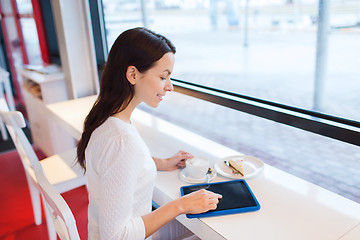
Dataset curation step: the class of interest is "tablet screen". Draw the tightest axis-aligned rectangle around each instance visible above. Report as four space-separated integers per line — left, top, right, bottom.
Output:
181 180 260 218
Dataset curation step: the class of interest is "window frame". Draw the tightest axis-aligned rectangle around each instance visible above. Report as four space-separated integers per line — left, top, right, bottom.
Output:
172 79 360 147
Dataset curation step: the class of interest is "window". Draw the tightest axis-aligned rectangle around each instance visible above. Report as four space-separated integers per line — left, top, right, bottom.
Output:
102 0 360 121
99 0 360 203
0 0 58 104
15 0 42 65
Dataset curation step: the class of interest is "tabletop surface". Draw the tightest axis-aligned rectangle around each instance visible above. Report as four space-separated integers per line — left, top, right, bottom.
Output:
46 95 360 240
339 223 360 240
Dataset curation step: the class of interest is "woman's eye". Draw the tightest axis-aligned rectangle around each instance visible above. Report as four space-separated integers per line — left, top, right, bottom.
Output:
160 77 166 81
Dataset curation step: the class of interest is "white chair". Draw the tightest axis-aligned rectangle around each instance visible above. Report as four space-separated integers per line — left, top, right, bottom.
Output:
35 157 81 240
0 68 15 111
0 68 15 140
0 98 7 140
0 103 86 240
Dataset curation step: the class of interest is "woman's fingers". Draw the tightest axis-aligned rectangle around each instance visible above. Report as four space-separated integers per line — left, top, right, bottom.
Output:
209 203 218 210
204 192 222 207
177 150 193 160
208 197 220 205
167 150 193 169
182 190 222 214
176 160 186 168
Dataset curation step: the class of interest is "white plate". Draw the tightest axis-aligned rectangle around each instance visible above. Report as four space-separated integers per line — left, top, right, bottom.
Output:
214 155 264 179
179 168 217 183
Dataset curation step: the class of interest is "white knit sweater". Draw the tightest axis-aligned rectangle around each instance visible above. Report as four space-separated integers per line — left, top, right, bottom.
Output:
85 117 157 240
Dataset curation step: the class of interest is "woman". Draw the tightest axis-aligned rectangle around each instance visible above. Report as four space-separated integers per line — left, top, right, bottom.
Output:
77 27 221 240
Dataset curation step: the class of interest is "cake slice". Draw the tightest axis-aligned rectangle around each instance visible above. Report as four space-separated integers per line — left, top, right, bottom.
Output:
229 158 244 176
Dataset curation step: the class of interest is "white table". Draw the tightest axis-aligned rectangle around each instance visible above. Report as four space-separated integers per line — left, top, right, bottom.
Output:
340 223 360 240
46 95 360 240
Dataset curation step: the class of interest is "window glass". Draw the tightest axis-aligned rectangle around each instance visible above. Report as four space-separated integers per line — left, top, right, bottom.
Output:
2 16 23 68
16 0 32 14
102 0 360 122
20 18 42 65
101 0 360 202
15 0 42 65
103 0 144 47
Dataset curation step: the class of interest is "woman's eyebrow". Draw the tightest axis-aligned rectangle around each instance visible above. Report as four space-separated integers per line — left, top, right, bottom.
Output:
163 69 171 75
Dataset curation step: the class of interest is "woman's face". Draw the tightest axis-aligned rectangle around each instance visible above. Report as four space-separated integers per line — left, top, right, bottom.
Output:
133 52 175 108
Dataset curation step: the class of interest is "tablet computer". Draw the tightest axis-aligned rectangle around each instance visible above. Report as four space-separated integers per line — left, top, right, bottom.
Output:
180 179 260 218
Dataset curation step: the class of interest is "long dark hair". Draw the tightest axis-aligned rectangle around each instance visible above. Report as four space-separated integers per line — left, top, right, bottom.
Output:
77 27 176 170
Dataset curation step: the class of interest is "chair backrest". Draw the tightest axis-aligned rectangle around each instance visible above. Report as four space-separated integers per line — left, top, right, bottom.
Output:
0 98 9 140
0 109 80 240
0 68 15 111
36 165 81 240
0 106 43 175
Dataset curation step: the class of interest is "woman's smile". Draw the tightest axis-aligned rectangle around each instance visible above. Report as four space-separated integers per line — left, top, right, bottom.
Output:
157 94 165 101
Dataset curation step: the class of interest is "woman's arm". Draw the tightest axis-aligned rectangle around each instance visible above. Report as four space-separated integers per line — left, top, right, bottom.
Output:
141 189 222 238
153 150 193 171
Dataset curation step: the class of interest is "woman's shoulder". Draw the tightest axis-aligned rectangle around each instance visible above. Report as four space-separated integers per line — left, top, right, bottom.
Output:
88 117 139 151
86 117 142 174
93 117 133 137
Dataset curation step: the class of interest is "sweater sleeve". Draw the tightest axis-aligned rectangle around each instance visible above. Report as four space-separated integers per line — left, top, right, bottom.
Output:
95 135 146 240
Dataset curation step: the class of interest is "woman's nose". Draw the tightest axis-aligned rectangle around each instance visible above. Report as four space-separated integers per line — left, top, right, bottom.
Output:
165 79 174 91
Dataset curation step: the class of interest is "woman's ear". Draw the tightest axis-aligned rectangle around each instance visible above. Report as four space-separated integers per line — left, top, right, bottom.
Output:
126 66 137 85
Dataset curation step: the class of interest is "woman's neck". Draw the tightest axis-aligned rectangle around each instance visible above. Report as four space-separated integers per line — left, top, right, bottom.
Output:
112 99 138 124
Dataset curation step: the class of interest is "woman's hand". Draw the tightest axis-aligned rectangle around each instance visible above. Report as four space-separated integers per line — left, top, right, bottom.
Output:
154 150 193 171
142 189 221 238
178 189 222 215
